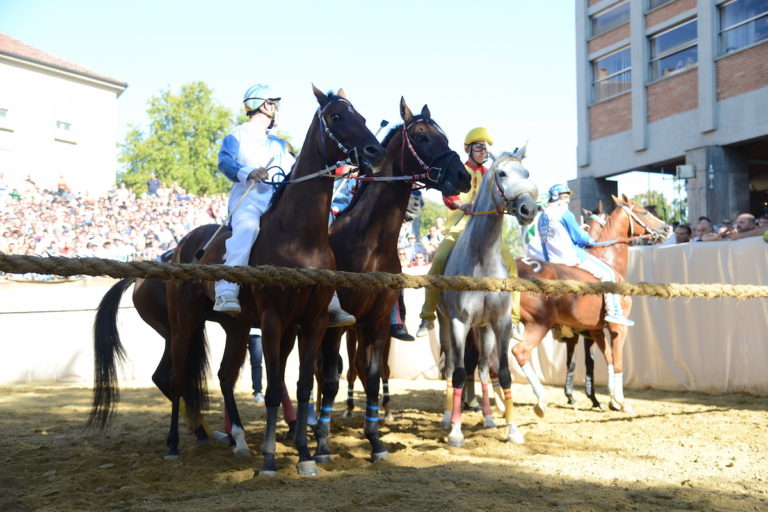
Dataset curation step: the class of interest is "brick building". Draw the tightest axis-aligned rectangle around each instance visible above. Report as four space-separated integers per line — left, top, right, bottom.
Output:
0 33 127 195
573 0 768 222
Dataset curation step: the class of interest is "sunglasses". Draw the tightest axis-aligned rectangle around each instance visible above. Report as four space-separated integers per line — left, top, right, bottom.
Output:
471 143 488 152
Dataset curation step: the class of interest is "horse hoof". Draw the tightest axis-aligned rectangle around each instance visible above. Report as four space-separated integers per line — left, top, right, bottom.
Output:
212 431 230 445
342 410 353 419
534 402 547 418
382 414 395 422
164 453 179 461
371 450 388 463
592 402 605 411
259 470 278 477
566 396 577 407
297 460 319 476
233 447 251 457
314 453 331 464
447 437 465 448
507 424 525 444
483 415 497 429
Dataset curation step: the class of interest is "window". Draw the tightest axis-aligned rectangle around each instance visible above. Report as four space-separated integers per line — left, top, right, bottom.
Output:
56 120 72 131
592 47 632 102
720 0 768 54
0 108 7 118
650 19 698 79
592 2 630 36
649 0 674 9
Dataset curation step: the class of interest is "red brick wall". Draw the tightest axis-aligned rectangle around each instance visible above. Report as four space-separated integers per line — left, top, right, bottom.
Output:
589 92 631 139
646 0 697 29
647 68 698 122
717 42 768 101
589 23 630 54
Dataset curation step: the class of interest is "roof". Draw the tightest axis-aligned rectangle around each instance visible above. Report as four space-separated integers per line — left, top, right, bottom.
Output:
0 32 127 91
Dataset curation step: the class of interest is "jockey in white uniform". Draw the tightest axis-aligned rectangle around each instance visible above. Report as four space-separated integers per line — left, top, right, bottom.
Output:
538 184 634 326
213 83 355 327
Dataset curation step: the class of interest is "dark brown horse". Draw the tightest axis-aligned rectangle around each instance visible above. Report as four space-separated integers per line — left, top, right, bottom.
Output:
513 195 670 415
314 98 471 462
163 86 386 476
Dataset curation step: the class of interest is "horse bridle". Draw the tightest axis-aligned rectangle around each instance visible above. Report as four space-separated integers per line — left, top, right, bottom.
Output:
399 119 461 186
620 203 664 242
467 156 523 216
316 98 360 169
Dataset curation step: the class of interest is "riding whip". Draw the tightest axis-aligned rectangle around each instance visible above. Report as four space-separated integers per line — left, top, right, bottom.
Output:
374 119 389 138
194 157 274 260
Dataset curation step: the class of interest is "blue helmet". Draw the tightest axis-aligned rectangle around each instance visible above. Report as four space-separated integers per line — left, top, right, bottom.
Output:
548 184 574 202
243 84 280 113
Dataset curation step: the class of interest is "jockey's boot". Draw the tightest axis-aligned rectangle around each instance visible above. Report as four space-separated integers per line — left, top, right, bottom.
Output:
604 294 634 326
415 318 434 338
213 293 241 315
390 323 415 341
329 307 356 328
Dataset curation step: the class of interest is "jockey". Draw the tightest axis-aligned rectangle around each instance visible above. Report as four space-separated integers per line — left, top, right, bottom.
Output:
214 83 355 327
416 127 519 336
538 184 634 326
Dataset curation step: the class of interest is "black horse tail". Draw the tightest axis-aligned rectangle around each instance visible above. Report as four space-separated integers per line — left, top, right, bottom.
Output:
182 323 211 426
88 277 135 429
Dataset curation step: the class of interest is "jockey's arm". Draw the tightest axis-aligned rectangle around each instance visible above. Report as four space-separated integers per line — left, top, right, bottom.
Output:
561 209 593 247
218 134 255 185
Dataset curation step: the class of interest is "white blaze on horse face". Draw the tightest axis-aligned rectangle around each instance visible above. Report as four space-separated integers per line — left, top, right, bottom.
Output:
497 159 538 203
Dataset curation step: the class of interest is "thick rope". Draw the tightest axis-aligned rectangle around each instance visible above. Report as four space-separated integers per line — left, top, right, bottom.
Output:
0 253 767 299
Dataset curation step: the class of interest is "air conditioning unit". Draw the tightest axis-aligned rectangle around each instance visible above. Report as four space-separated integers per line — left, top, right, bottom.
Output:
675 164 695 179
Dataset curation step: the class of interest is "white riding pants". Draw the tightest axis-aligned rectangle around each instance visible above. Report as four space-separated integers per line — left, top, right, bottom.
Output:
215 195 265 298
577 253 623 316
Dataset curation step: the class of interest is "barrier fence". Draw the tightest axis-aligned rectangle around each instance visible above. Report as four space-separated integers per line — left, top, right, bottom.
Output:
1 253 768 299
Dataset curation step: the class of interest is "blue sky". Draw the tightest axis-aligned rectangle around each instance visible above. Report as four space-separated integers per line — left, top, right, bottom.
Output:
1 0 673 201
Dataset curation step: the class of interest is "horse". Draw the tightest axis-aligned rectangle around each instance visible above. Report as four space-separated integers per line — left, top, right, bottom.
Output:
313 98 472 462
163 86 386 476
437 150 538 447
513 194 671 416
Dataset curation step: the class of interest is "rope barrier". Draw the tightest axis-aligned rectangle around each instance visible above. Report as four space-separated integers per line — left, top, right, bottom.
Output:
1 253 767 300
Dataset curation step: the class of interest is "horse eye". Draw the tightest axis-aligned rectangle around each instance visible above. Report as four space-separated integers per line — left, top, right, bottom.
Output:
331 113 341 122
414 134 427 143
498 171 507 177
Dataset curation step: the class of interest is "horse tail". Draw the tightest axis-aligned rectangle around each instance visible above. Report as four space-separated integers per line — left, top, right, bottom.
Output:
88 277 135 429
182 324 210 425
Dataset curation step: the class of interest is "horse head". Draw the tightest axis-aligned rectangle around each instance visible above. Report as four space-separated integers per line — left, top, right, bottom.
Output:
381 97 470 196
312 85 386 174
487 149 538 225
583 200 607 238
611 193 672 243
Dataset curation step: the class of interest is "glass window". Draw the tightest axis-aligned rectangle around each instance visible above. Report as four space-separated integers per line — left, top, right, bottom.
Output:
592 47 632 102
0 108 7 118
720 0 768 54
592 2 630 36
650 20 698 79
649 0 674 9
56 120 71 131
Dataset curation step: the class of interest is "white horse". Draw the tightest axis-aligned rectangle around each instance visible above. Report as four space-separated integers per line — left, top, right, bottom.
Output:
436 148 538 447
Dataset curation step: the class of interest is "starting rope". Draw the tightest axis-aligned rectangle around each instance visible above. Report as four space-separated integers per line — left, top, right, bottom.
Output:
1 253 767 300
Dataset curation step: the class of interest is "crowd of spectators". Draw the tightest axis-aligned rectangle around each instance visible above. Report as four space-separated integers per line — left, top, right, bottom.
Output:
1 175 228 280
671 213 768 243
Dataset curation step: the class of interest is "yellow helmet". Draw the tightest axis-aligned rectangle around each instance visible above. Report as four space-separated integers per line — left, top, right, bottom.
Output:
464 127 494 151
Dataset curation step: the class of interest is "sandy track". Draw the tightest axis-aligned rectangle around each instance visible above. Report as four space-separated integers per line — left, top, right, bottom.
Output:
0 380 765 512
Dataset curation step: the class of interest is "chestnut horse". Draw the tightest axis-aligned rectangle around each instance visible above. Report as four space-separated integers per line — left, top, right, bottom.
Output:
513 195 671 415
314 98 471 463
163 87 385 476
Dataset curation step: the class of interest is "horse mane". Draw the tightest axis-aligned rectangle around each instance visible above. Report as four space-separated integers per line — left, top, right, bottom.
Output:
265 91 347 213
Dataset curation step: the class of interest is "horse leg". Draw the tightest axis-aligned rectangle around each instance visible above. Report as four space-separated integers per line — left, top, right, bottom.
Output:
463 330 480 411
314 327 344 464
582 333 603 409
607 325 634 414
495 318 524 444
437 313 454 428
381 337 394 422
258 318 285 477
476 326 497 429
217 322 251 457
511 322 550 418
563 335 578 406
293 317 326 476
342 330 358 418
447 317 468 447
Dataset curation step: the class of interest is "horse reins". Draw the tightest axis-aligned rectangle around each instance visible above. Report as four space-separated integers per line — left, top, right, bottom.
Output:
465 156 523 217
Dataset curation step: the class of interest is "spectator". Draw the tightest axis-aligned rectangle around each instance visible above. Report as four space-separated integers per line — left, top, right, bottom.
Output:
410 252 428 267
421 225 443 259
694 218 715 241
674 224 692 243
701 212 765 241
758 215 768 229
147 173 161 196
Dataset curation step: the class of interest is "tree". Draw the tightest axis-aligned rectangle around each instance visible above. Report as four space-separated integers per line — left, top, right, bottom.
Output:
629 190 675 223
119 82 235 195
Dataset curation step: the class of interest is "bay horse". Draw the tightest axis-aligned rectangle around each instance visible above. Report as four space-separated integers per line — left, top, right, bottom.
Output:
437 150 538 447
314 98 471 462
164 86 386 476
513 195 671 416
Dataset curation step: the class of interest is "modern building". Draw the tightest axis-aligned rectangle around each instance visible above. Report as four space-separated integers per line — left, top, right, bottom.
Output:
0 33 127 195
573 0 768 222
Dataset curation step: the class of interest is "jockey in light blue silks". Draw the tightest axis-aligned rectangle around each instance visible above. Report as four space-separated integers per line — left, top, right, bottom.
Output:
538 184 634 326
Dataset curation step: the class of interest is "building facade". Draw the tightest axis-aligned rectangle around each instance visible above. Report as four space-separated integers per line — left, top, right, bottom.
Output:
0 33 127 195
574 0 768 222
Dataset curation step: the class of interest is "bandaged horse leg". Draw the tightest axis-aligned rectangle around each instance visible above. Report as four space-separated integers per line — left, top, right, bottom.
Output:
607 363 615 397
492 377 506 415
480 381 496 428
497 365 524 444
381 379 394 421
343 379 355 418
281 382 297 438
476 326 496 428
447 378 465 447
511 347 547 418
441 382 453 428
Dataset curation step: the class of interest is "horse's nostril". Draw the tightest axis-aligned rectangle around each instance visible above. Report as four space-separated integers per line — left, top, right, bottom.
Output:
364 145 382 156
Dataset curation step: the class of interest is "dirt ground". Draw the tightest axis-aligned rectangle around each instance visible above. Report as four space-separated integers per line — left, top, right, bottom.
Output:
0 380 765 512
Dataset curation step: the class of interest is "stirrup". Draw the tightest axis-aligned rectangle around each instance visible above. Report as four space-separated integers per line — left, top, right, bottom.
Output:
604 314 635 327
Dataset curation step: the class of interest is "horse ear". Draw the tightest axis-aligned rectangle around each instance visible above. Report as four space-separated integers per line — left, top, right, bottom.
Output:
611 194 620 204
312 84 329 105
421 104 431 119
336 88 347 99
582 208 591 216
622 193 630 203
512 141 528 160
400 97 414 124
597 200 604 213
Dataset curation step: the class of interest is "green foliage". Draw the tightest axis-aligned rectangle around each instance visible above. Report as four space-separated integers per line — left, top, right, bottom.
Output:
419 198 450 238
629 190 677 223
118 82 235 195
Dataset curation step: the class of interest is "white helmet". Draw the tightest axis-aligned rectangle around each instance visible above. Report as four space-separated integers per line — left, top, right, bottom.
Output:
243 84 280 113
